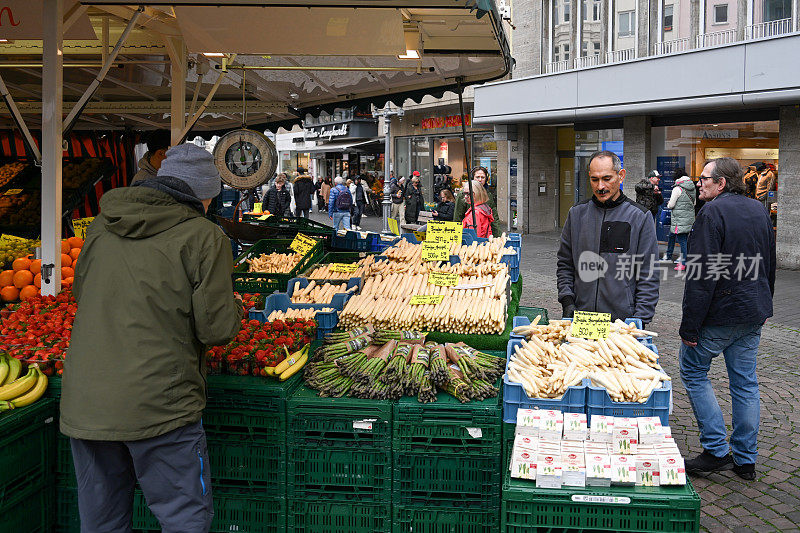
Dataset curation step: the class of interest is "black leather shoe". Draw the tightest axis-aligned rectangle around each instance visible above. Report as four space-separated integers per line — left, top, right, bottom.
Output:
732 462 756 481
685 450 733 474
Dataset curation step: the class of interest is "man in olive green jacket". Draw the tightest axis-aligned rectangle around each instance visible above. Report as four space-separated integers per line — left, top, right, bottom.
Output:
61 144 243 533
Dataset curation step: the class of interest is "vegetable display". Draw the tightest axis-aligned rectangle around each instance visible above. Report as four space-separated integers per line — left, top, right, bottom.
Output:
306 256 376 280
246 252 303 273
265 308 334 321
290 281 357 304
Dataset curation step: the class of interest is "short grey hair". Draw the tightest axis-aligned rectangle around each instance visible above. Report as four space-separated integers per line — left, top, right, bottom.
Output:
704 157 745 195
588 150 622 173
334 176 344 185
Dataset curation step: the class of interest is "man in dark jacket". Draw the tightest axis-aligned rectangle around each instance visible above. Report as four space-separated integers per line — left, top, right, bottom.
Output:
390 176 406 221
61 144 244 531
635 170 664 223
679 157 775 481
556 150 660 323
404 175 425 224
130 130 171 184
351 176 368 230
262 174 292 216
293 174 315 218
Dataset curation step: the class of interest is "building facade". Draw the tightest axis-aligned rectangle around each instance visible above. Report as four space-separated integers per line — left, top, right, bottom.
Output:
476 0 800 268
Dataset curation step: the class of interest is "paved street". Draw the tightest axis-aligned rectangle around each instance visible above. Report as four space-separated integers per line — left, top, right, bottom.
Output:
306 208 800 532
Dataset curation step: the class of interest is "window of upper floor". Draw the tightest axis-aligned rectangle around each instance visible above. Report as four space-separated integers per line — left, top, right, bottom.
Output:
618 11 635 37
664 4 674 31
713 3 728 24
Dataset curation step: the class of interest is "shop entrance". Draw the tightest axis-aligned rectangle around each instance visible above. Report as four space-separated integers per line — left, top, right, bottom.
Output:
558 157 575 226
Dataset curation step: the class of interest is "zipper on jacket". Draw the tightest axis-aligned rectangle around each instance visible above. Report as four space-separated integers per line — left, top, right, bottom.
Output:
197 450 206 496
595 208 606 312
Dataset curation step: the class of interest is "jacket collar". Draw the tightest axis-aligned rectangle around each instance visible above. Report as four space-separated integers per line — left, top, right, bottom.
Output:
591 192 627 209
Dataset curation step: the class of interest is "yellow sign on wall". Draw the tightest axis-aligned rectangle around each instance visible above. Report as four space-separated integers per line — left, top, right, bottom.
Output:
72 217 95 240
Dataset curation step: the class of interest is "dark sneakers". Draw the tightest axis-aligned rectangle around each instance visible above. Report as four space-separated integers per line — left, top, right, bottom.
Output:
685 450 734 474
733 462 756 481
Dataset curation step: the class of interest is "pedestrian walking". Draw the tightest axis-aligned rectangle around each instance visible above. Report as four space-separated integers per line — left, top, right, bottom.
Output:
262 174 292 216
60 144 244 532
404 175 424 224
680 156 776 480
635 170 663 223
461 181 494 237
454 167 500 236
321 177 332 210
292 174 315 218
665 173 696 271
351 176 368 230
328 176 353 230
390 176 406 221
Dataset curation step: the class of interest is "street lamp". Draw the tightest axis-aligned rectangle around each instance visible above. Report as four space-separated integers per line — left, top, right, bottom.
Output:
373 104 404 234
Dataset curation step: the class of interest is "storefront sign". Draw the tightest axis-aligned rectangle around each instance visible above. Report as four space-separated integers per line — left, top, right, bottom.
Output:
420 114 472 130
72 217 95 240
705 148 778 160
409 295 444 305
571 311 611 340
304 124 349 140
290 234 318 255
421 241 450 262
683 129 739 139
426 221 462 244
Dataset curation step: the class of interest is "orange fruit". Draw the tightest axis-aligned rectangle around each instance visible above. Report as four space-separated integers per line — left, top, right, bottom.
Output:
12 257 31 272
61 254 72 267
19 285 38 301
61 241 71 255
29 259 42 275
69 248 80 261
34 273 41 289
67 237 83 249
63 277 74 285
61 267 74 279
13 270 33 289
0 270 13 287
1 286 19 302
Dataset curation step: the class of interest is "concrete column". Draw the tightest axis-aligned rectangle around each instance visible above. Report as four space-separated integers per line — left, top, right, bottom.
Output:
511 0 544 77
736 0 747 40
622 115 651 199
517 124 529 233
690 0 700 48
528 126 559 233
777 105 800 269
496 138 509 227
637 0 652 57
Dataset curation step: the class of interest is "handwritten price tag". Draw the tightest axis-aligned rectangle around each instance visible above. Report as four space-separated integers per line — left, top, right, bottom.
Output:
426 221 462 244
253 202 263 213
571 311 611 340
413 231 426 242
72 217 95 240
421 241 450 262
410 295 444 305
258 214 270 220
3 189 22 196
387 217 400 236
290 233 318 256
329 263 359 273
428 272 458 287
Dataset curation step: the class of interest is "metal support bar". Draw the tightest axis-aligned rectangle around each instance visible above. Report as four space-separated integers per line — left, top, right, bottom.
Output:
217 64 435 72
62 6 143 135
177 54 237 144
0 73 42 163
456 77 476 231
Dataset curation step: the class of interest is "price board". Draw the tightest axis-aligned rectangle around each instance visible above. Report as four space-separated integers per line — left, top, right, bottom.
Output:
72 217 95 240
413 231 426 241
253 202 263 213
570 311 611 340
387 217 400 236
428 272 458 287
421 241 450 262
290 233 318 256
426 221 462 244
410 295 444 305
329 263 359 273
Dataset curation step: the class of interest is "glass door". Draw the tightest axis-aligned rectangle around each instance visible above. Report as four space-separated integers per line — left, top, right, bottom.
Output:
559 157 575 226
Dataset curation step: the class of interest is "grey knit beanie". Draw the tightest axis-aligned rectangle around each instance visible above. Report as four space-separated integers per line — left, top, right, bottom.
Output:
157 144 221 199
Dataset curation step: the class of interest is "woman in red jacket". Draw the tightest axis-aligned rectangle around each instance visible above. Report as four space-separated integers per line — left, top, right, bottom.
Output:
461 180 495 238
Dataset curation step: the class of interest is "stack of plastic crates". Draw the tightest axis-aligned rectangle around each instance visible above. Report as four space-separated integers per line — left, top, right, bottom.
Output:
286 384 393 532
0 399 57 533
391 363 503 533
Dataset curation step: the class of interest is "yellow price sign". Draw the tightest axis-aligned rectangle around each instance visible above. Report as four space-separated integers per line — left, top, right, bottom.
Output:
413 231 426 242
387 217 400 236
428 272 458 287
3 188 23 196
258 214 270 220
253 202 263 213
410 295 444 305
571 311 612 340
290 233 318 256
329 263 359 273
72 217 95 240
421 241 450 262
426 221 462 244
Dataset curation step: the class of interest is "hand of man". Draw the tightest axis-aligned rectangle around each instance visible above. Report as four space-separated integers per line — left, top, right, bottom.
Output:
681 338 697 347
562 303 576 319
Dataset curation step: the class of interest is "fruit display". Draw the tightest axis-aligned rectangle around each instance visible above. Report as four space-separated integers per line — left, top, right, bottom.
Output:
290 281 358 304
0 359 48 411
246 252 303 274
62 159 106 189
0 237 82 303
267 344 309 381
0 161 27 188
0 236 39 268
0 190 40 227
205 317 316 376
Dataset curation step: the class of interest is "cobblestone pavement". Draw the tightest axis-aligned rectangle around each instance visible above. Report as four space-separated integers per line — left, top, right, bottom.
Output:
308 211 800 531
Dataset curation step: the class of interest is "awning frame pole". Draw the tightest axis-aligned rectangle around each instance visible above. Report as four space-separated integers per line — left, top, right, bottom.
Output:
177 54 237 144
62 6 143 135
456 77 476 231
0 73 42 164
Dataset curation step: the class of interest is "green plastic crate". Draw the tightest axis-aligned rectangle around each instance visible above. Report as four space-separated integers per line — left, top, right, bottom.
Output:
203 407 285 442
57 434 75 484
205 373 302 412
56 487 80 533
501 478 701 533
47 376 62 398
393 453 501 506
232 238 324 293
287 384 393 449
288 500 390 533
393 379 501 456
288 447 392 501
207 437 285 494
241 215 334 244
516 305 550 325
393 504 500 533
0 480 54 533
0 399 57 492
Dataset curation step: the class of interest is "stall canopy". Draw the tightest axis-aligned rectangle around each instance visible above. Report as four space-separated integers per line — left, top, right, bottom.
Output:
0 0 511 135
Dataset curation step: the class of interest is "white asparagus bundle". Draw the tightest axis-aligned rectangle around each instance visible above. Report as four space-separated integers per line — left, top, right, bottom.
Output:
246 252 303 274
358 271 509 300
306 255 376 280
511 320 573 342
367 259 508 278
609 318 659 338
266 307 335 321
290 281 358 304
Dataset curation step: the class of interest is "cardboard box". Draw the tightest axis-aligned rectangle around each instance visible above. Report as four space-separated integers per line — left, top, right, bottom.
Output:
660 455 687 485
589 415 615 443
510 448 538 480
538 410 564 441
636 455 661 487
516 409 540 436
586 453 612 487
563 412 588 441
613 418 639 455
637 417 664 444
561 450 586 487
513 434 539 454
611 454 636 486
536 454 563 489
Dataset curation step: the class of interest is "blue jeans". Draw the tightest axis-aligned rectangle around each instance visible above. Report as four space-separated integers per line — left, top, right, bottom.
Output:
332 211 351 231
679 324 762 465
666 232 688 263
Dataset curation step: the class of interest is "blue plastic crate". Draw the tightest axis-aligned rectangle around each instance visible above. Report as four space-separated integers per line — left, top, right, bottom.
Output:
586 379 672 426
371 234 399 252
285 276 361 308
622 317 654 344
500 253 520 283
331 230 373 251
503 337 587 424
250 294 339 340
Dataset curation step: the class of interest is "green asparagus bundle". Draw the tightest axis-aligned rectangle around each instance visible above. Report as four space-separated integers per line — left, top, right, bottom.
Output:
427 345 450 387
403 345 429 395
373 329 426 345
468 378 499 400
323 325 375 344
417 371 437 403
320 334 372 361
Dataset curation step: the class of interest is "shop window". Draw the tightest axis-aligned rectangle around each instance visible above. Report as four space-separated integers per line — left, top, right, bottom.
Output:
618 11 635 37
472 133 498 188
664 4 674 31
713 4 728 24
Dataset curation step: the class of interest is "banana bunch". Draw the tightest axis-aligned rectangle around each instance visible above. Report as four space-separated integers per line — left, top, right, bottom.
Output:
0 356 49 411
265 345 309 381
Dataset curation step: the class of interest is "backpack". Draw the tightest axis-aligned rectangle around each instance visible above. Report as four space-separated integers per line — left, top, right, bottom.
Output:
335 187 352 211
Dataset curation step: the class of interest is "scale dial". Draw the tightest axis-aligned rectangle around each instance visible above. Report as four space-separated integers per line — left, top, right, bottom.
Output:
213 129 277 190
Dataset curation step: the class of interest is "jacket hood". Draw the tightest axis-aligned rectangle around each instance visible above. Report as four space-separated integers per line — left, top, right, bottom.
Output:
98 186 203 239
676 176 694 190
137 152 157 174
